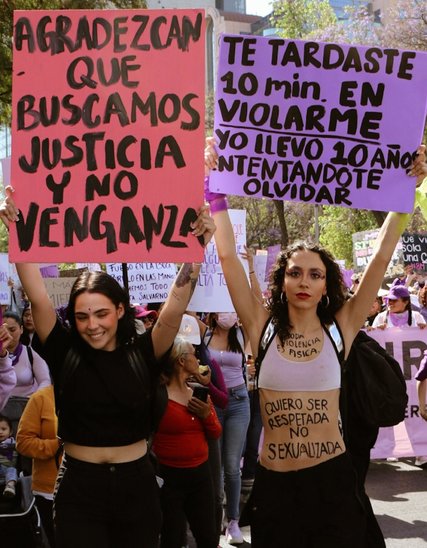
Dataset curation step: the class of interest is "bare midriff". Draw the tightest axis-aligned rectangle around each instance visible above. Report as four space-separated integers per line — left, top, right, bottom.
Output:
259 388 345 472
64 439 147 464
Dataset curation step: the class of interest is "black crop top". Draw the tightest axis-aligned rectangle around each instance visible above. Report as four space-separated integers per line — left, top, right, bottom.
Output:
43 320 158 447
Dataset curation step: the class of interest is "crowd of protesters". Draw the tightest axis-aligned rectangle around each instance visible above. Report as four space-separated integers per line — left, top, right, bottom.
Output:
0 143 425 548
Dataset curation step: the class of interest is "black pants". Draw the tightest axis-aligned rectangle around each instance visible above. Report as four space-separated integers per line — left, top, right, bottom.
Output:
35 495 55 548
247 453 366 548
159 461 217 548
54 453 161 548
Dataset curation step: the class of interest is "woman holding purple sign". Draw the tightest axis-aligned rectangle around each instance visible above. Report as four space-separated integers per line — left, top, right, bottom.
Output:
204 138 426 547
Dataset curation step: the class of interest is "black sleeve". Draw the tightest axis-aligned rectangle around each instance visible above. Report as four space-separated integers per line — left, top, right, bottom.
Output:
135 330 170 381
41 319 72 384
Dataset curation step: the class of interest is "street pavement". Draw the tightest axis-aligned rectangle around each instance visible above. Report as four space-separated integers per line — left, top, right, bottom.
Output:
367 458 427 548
215 458 427 547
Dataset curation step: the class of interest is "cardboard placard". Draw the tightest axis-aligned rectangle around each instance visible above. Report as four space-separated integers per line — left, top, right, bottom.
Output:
106 262 177 303
188 209 247 312
211 35 427 212
11 9 205 263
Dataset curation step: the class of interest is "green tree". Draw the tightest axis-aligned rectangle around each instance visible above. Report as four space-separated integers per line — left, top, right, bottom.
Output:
318 207 378 267
0 0 147 125
319 205 427 268
271 0 337 39
306 1 427 234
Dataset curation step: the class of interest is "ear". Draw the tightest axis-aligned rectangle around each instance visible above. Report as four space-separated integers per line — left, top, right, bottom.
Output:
117 303 125 319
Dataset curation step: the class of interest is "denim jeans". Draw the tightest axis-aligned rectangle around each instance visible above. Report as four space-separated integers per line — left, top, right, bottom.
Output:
0 464 17 484
217 384 250 520
242 390 263 480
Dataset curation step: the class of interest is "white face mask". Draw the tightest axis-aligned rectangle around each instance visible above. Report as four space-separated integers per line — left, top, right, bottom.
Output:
216 313 238 330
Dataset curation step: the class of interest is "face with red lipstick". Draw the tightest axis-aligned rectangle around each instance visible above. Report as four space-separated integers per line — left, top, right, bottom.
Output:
282 250 327 308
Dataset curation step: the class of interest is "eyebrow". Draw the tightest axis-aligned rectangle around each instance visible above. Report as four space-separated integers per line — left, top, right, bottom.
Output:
287 266 326 273
74 308 111 315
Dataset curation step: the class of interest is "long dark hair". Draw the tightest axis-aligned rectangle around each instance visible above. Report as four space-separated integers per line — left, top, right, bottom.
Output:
4 310 22 326
386 297 413 326
20 304 32 346
267 241 347 345
66 271 136 346
206 313 244 354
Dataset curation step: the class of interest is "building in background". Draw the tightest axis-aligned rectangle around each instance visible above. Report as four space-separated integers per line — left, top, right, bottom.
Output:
146 0 270 91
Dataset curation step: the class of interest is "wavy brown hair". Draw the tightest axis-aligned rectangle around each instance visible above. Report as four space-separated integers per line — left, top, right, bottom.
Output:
267 241 347 345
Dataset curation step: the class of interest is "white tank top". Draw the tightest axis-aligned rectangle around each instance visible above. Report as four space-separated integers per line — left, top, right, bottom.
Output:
258 331 340 392
257 330 345 472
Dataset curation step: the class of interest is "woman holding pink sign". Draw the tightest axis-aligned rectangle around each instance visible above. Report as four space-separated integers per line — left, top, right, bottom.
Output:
0 188 216 548
204 138 426 547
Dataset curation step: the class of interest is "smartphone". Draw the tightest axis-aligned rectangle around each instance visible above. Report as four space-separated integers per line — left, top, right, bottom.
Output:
192 385 209 403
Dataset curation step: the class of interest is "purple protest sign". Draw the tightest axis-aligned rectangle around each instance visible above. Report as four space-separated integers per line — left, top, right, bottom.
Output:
210 36 427 213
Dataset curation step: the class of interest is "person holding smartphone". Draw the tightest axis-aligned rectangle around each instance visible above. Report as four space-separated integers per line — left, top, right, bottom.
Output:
152 336 222 548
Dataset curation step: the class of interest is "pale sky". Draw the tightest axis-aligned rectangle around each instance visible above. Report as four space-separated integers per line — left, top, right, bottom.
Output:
246 0 273 16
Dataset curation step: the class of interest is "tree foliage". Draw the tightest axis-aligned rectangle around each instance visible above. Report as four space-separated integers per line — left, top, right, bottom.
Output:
271 0 337 39
319 204 427 269
228 195 316 251
311 1 427 52
0 0 147 125
319 207 377 267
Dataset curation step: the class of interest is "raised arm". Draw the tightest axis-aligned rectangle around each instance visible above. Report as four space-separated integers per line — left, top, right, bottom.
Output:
0 187 56 343
151 207 216 360
336 145 427 354
204 140 268 354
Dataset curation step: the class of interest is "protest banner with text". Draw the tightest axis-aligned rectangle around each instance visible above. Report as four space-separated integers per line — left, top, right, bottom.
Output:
44 277 77 309
210 35 427 212
402 233 427 273
10 9 205 263
106 262 176 303
188 209 247 312
352 228 402 273
0 254 9 305
367 327 427 458
254 250 268 294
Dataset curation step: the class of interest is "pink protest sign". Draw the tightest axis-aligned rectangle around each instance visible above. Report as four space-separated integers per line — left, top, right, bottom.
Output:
10 10 205 262
210 35 427 213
